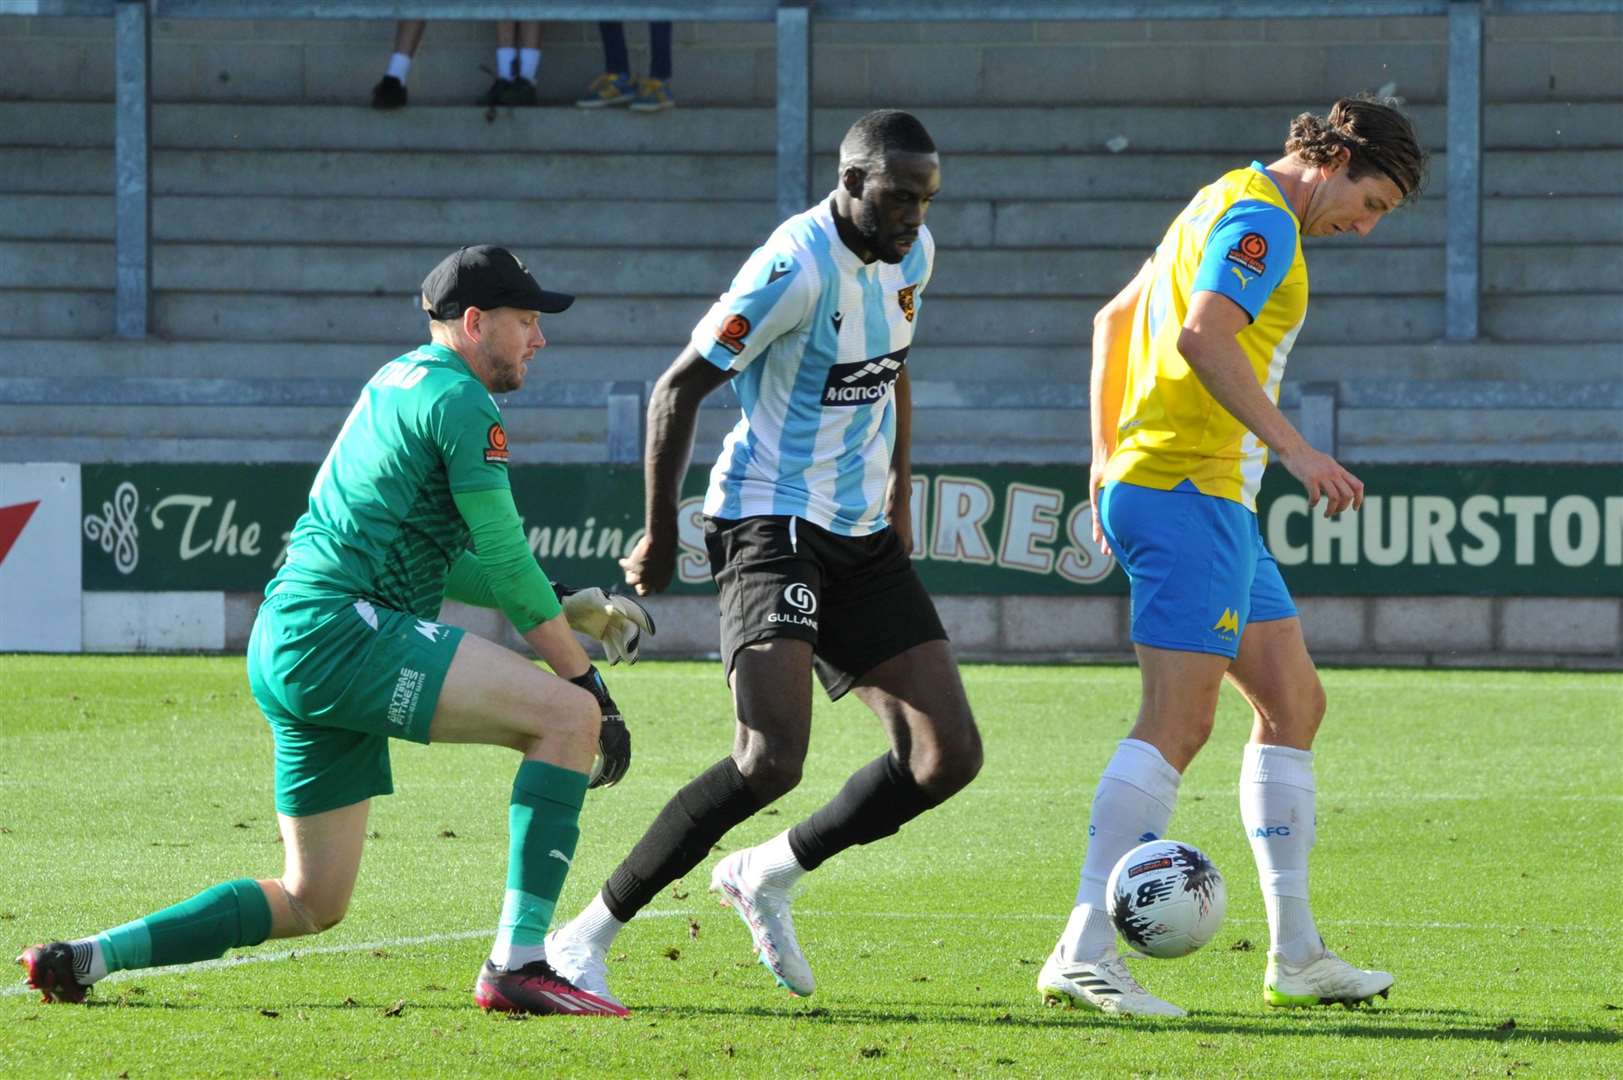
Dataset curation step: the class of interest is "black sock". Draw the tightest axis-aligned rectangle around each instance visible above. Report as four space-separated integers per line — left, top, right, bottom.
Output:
601 757 761 922
787 752 940 871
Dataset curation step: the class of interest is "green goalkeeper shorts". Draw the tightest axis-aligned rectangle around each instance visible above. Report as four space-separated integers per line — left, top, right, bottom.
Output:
246 589 464 818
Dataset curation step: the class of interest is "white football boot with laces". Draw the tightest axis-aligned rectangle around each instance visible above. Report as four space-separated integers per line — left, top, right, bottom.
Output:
543 928 625 1011
1264 947 1393 1008
1038 946 1186 1018
709 850 816 996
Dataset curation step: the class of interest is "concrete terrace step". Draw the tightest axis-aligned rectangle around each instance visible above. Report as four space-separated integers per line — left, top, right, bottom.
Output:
4 193 1619 250
4 290 1622 345
0 339 680 382
0 148 770 201
2 101 1617 154
5 375 1617 412
0 402 608 442
0 377 648 409
0 406 742 463
7 147 1620 200
7 240 1620 298
6 11 1621 109
1285 342 1623 383
1337 408 1623 463
2 340 1616 385
0 432 639 465
0 194 784 249
986 196 1623 248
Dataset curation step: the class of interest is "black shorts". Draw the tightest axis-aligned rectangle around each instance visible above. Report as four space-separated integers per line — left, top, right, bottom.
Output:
704 514 948 700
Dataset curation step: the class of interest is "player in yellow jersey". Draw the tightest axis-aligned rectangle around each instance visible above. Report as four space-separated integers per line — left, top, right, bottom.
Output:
1039 97 1426 1017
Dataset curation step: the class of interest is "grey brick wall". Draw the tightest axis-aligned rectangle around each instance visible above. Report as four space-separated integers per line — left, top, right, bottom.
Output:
93 591 1622 670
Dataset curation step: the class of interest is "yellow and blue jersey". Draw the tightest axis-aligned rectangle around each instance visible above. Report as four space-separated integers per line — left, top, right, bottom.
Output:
1104 162 1308 510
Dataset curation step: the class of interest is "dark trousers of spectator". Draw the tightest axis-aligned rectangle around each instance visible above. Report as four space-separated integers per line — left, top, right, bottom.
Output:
600 21 672 82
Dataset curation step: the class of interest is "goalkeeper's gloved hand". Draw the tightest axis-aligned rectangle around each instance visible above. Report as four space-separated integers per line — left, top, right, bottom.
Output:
554 582 656 665
568 665 630 789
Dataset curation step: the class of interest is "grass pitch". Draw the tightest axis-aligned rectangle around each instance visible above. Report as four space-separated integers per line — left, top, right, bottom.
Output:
2 656 1619 1078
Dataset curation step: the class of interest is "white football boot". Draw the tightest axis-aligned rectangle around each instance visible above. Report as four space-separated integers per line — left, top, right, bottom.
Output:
1264 947 1393 1008
1038 946 1186 1018
543 928 625 1011
709 850 815 996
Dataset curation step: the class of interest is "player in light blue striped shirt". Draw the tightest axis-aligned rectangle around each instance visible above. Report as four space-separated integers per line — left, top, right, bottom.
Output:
547 111 983 1008
690 174 935 534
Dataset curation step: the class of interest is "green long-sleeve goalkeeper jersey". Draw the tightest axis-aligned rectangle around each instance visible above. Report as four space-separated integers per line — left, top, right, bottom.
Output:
266 342 559 631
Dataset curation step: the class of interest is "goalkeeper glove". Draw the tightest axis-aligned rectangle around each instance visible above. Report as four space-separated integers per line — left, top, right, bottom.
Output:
569 665 630 789
555 582 656 665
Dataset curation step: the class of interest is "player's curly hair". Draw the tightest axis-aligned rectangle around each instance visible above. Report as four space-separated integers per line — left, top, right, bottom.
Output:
839 109 936 176
1286 94 1428 205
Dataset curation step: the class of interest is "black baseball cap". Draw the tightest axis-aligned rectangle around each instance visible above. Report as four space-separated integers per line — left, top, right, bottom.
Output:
420 245 574 320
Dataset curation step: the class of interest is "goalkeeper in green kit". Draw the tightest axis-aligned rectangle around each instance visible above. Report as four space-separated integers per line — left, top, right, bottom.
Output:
17 246 651 1017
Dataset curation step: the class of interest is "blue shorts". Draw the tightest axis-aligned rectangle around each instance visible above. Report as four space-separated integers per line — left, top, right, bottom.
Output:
1100 479 1297 658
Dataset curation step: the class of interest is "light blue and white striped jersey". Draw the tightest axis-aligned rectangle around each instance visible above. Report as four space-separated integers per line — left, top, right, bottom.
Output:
690 195 936 536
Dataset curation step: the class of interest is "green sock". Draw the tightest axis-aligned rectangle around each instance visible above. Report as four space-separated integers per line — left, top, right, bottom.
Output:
97 878 272 973
492 760 589 967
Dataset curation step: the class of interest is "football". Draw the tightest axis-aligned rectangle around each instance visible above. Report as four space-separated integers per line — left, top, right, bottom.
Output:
1106 840 1227 959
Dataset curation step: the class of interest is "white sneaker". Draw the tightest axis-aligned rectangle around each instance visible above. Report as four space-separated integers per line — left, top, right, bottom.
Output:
1264 948 1393 1008
1037 947 1186 1018
709 850 815 996
543 928 625 1010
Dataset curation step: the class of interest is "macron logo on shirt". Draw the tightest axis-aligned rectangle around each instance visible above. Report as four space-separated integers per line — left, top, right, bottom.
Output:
820 346 909 406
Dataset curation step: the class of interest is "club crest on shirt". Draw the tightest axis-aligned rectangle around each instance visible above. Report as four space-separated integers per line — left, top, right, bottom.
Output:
715 313 752 355
1225 232 1268 275
896 284 917 323
484 422 509 464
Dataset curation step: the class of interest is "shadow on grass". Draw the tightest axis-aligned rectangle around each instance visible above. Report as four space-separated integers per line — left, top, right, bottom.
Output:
46 993 1619 1047
1177 1009 1620 1045
79 997 469 1014
635 1001 1621 1046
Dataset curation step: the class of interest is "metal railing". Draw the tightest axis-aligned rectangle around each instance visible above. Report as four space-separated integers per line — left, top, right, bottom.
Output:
3 0 1620 348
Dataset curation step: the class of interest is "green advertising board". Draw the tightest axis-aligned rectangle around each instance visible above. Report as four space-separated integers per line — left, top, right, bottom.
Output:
81 463 1622 597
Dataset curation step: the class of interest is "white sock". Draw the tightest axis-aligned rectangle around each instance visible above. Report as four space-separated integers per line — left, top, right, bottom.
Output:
518 47 541 81
564 892 626 952
385 52 411 82
67 936 108 985
1240 742 1322 965
1058 738 1181 962
488 941 546 971
495 46 517 80
750 830 807 888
